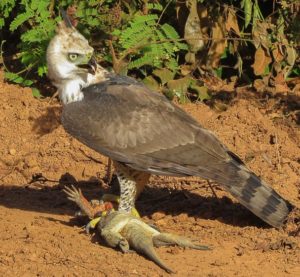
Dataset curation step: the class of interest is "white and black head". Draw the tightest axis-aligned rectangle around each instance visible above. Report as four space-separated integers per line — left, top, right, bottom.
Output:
46 11 98 104
46 11 97 82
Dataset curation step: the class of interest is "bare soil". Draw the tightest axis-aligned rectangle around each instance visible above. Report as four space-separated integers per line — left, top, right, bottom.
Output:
0 69 299 277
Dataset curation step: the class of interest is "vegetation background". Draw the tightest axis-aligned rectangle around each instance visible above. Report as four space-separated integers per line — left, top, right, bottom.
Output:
0 0 299 102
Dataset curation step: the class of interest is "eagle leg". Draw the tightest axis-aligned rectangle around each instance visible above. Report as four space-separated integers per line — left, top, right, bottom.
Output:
113 161 150 214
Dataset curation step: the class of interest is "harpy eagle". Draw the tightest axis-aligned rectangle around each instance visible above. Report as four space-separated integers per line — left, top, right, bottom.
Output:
46 17 292 229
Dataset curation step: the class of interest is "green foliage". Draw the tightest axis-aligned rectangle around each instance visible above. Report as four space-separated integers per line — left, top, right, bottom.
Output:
0 0 16 28
114 12 187 72
0 0 60 89
4 71 33 86
0 0 298 101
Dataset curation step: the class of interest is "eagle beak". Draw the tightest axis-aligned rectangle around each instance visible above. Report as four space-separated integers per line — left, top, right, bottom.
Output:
77 55 97 75
87 56 97 75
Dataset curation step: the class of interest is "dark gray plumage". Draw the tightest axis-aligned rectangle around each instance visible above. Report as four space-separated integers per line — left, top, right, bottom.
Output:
62 74 292 228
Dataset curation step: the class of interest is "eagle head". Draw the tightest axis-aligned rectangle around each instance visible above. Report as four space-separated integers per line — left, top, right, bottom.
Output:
46 20 96 104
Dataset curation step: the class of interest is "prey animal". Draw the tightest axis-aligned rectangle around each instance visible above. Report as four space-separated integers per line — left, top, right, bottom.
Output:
64 185 210 273
47 11 293 245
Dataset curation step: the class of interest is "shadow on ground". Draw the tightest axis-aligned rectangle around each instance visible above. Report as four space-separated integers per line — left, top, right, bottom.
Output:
0 173 267 229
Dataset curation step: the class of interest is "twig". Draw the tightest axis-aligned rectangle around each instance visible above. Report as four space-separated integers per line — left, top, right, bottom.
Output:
48 90 59 103
156 0 173 26
275 133 282 171
0 166 16 181
108 40 120 74
49 0 55 17
78 148 104 164
206 180 219 199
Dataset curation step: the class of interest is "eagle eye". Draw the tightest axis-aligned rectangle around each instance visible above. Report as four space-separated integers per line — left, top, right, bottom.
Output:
68 53 79 61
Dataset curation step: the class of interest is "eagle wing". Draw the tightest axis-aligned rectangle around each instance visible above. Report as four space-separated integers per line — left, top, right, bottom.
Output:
62 76 230 176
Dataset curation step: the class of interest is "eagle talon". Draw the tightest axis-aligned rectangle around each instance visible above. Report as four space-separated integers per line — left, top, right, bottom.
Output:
101 193 141 217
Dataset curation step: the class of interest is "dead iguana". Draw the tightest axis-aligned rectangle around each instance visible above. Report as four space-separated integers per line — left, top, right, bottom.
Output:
64 185 210 273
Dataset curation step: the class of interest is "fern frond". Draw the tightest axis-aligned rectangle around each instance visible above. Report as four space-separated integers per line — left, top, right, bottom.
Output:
161 24 179 39
161 23 188 50
146 3 163 11
21 28 47 43
128 53 162 69
129 14 158 26
10 11 34 31
0 0 16 19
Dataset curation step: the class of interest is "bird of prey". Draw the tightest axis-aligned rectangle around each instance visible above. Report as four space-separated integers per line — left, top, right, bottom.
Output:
46 16 292 229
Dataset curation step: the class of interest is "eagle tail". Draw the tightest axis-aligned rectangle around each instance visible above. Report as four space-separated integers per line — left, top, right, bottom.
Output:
204 161 292 228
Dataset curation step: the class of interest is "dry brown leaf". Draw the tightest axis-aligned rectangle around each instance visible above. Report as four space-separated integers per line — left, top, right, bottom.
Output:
207 16 227 69
275 84 290 93
252 47 272 76
252 21 272 49
197 4 209 36
253 79 266 92
286 46 297 66
185 52 196 64
180 64 194 76
272 46 284 63
225 8 240 36
293 83 300 95
273 72 290 93
200 74 226 91
184 0 205 53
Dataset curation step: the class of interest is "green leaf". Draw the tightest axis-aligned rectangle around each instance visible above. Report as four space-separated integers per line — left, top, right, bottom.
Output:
32 88 41 98
38 65 47 77
4 71 33 86
143 75 160 90
153 68 175 85
214 67 223 78
0 18 5 28
161 24 180 39
167 77 192 97
243 0 253 28
190 84 210 101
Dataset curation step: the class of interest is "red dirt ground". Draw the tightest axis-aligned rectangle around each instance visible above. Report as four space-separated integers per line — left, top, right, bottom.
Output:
0 69 299 276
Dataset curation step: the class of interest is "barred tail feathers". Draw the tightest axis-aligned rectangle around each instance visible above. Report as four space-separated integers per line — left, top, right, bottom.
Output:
201 161 292 228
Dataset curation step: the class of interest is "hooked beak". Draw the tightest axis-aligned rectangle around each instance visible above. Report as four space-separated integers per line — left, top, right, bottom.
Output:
77 55 97 75
87 56 97 75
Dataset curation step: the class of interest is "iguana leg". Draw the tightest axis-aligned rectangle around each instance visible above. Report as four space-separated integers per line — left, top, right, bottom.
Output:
63 185 114 233
153 233 210 250
63 185 110 218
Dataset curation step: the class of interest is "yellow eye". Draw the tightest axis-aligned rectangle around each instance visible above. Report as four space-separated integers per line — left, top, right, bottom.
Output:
68 53 78 61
